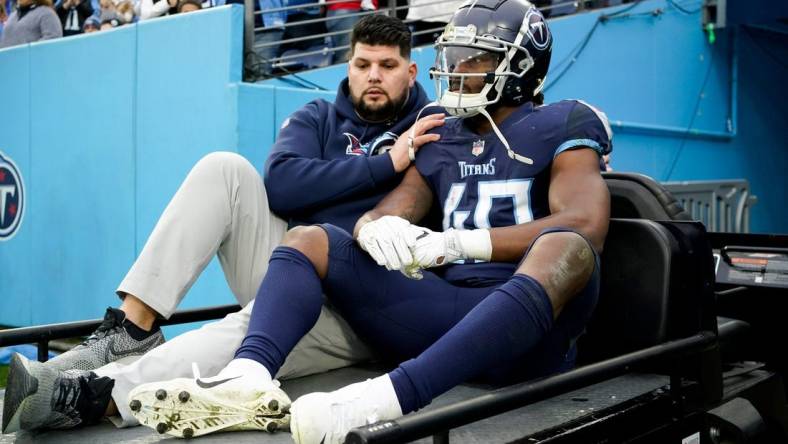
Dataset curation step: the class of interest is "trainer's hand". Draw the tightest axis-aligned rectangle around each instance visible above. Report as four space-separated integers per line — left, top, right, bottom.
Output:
413 228 493 268
357 216 423 272
389 113 445 173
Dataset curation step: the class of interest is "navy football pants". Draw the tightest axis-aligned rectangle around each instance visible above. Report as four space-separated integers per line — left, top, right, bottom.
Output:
319 224 600 387
237 223 600 413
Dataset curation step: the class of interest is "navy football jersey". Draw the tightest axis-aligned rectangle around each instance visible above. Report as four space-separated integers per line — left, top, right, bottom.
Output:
415 100 612 286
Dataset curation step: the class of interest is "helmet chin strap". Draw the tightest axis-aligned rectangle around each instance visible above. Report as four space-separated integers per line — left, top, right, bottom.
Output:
407 99 534 166
478 107 534 165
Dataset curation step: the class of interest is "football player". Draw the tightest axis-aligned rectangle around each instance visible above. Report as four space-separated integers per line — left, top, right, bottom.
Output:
127 1 613 443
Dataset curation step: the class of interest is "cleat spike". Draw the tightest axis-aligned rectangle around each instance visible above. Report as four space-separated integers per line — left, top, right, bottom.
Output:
129 399 142 412
127 376 292 437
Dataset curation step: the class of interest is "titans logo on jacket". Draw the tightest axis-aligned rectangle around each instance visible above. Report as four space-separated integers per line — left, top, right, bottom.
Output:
344 131 399 156
415 100 612 285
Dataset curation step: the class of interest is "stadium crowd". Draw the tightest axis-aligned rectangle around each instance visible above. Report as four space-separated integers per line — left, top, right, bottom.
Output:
0 0 630 72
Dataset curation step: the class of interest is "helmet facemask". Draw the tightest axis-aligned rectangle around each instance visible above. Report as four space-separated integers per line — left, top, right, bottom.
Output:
431 24 536 118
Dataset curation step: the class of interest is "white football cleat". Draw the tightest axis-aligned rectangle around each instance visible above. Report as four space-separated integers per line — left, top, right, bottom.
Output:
127 363 291 438
290 375 402 444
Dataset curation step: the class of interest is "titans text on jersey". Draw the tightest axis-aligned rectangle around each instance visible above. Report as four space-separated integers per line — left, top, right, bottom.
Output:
415 99 612 285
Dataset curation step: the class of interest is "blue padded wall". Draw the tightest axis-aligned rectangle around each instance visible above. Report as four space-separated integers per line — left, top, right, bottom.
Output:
28 28 138 325
234 83 334 169
0 45 32 326
0 6 247 329
235 83 277 169
273 87 335 129
134 8 244 333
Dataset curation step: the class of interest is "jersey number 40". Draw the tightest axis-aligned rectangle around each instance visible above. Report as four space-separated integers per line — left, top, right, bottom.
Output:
442 179 534 231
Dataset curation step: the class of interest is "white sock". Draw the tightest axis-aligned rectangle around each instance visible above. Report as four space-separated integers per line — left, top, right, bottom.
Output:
365 375 403 420
214 358 273 386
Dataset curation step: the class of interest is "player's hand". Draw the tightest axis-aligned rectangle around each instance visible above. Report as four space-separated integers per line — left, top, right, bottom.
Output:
357 216 422 272
413 228 493 268
389 113 445 173
397 226 436 280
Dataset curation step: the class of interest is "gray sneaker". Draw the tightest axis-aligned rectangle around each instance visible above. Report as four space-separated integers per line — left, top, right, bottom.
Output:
46 307 165 372
2 353 115 433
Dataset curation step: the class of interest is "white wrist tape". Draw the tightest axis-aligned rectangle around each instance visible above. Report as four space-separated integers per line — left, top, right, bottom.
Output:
457 229 492 261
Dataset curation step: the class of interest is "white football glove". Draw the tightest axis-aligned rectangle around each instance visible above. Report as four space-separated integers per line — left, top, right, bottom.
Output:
357 216 423 273
398 226 436 280
413 228 493 268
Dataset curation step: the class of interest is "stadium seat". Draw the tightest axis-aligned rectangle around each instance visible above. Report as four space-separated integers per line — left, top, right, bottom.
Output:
602 172 693 221
599 172 748 362
578 218 718 365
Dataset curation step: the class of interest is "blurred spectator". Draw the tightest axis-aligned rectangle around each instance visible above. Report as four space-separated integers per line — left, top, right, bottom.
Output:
0 0 62 48
82 12 97 29
99 7 120 27
138 0 174 19
406 0 460 47
176 0 198 12
273 0 332 70
1 1 8 39
95 0 134 26
377 0 404 19
55 0 93 36
115 0 132 20
280 0 323 51
324 0 374 63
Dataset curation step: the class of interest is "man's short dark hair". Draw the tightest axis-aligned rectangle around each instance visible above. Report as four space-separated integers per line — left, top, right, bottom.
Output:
350 14 412 59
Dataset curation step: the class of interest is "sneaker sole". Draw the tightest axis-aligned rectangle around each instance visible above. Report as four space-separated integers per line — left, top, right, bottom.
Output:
128 381 290 438
1 354 39 434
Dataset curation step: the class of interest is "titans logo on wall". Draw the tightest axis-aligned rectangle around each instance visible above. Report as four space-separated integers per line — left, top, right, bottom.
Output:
344 132 399 156
0 151 25 241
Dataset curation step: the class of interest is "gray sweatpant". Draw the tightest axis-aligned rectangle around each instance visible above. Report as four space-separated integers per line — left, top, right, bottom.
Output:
94 152 371 427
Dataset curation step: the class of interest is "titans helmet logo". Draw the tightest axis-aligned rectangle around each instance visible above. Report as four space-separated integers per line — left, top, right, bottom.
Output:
0 151 25 241
526 8 550 50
